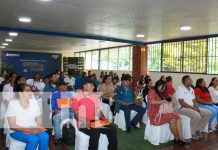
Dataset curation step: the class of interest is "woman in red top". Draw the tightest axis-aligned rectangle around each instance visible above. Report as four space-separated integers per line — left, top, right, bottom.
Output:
147 84 189 145
195 78 218 132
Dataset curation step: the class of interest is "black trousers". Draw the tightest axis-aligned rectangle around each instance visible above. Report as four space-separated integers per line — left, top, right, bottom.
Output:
79 125 117 150
102 99 116 115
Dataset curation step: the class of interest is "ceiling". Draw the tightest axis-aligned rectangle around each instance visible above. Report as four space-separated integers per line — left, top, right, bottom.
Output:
1 0 218 51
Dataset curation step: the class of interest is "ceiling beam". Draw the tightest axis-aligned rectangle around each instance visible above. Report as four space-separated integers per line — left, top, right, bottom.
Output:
0 26 146 45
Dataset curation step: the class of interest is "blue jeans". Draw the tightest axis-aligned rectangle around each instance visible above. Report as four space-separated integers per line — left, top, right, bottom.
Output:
53 111 73 140
120 104 146 128
10 132 49 150
198 103 218 126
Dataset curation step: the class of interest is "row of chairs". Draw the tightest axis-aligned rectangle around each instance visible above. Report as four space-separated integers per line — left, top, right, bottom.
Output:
6 98 218 149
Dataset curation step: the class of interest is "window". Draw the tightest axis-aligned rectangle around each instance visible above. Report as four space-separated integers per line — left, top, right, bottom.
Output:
148 43 161 71
208 37 218 74
91 50 99 70
73 46 133 71
129 47 133 71
183 39 207 73
100 49 109 70
80 52 85 58
108 48 118 70
85 52 92 69
162 42 182 72
118 47 131 70
75 53 79 57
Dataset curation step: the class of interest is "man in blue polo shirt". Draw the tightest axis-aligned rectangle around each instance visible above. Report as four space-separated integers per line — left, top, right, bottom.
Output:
51 81 74 147
114 74 146 133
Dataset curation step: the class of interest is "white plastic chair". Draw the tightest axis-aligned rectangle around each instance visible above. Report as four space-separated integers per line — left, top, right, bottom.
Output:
9 137 39 150
204 118 217 133
63 118 109 150
180 115 192 139
144 118 174 145
101 102 113 123
114 110 140 131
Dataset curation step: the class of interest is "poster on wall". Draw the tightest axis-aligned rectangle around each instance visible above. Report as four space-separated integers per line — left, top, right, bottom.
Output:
1 51 62 78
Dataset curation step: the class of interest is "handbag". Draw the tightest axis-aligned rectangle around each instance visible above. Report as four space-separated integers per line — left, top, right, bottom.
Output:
154 102 174 124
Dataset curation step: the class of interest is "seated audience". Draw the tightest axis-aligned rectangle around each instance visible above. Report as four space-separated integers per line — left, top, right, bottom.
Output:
164 76 175 100
42 73 58 127
72 77 117 150
88 70 92 78
42 75 50 86
147 85 189 145
3 72 17 106
194 78 218 131
176 75 211 139
6 84 49 150
208 77 218 105
64 72 75 91
113 76 120 88
58 72 65 83
51 81 73 147
142 79 153 104
99 75 115 115
114 74 146 133
31 73 45 92
99 71 104 82
92 74 100 92
135 81 144 100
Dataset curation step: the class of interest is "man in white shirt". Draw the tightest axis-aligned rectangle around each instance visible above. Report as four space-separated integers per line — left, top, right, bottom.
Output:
64 74 75 90
176 75 211 140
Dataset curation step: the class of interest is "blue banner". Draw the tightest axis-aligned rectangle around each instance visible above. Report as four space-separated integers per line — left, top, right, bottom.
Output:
1 51 62 78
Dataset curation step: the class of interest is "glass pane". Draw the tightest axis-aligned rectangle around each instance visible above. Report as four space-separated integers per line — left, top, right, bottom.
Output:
162 42 182 72
207 37 218 74
183 39 207 73
130 47 132 71
118 47 130 70
100 49 108 70
75 53 79 57
80 52 85 58
147 43 161 71
108 48 118 70
91 50 99 70
85 52 92 69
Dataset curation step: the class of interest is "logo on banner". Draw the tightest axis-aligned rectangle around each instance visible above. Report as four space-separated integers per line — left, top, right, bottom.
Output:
51 55 59 59
6 53 20 57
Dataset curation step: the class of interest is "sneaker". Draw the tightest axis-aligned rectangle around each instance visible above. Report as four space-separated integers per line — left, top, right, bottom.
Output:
196 130 203 137
55 139 62 150
215 125 218 130
192 134 199 140
208 126 213 133
178 139 190 145
131 122 140 129
174 139 180 144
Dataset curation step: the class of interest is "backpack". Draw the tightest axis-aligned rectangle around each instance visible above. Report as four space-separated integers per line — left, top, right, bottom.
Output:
62 122 75 146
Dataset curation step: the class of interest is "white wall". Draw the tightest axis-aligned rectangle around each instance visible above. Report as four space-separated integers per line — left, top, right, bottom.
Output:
149 72 217 89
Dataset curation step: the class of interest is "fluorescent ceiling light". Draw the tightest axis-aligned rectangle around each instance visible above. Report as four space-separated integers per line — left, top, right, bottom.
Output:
9 32 18 36
136 34 145 38
5 39 13 42
0 46 6 48
18 17 32 23
2 43 8 46
180 25 192 31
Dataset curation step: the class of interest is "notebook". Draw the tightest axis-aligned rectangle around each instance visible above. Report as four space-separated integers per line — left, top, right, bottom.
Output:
57 98 72 109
